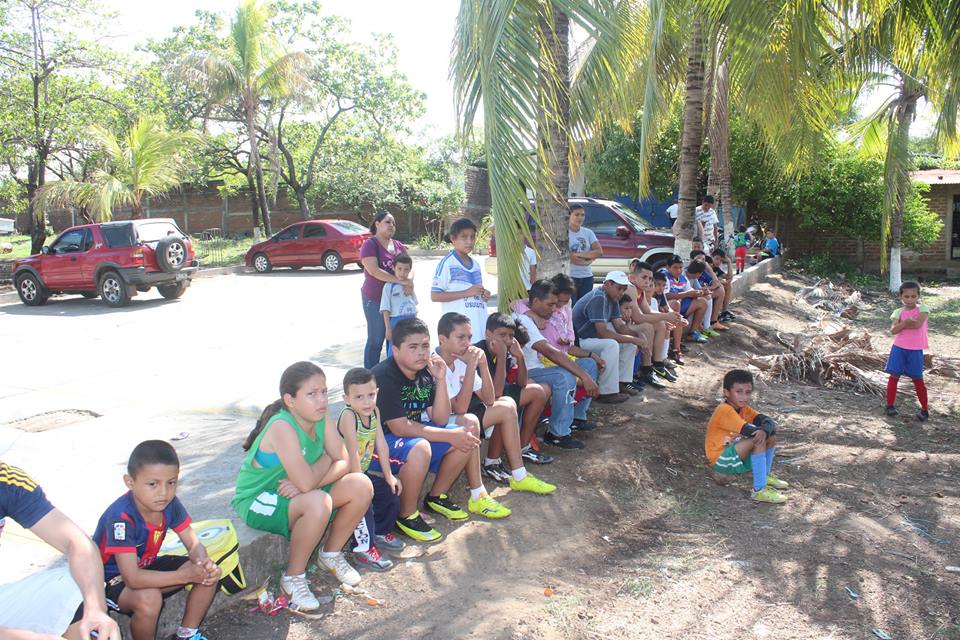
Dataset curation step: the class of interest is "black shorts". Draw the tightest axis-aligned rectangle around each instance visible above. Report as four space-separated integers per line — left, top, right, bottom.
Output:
468 383 523 438
71 555 190 623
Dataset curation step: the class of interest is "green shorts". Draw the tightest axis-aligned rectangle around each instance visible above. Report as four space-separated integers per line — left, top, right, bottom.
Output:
238 485 335 539
713 442 752 475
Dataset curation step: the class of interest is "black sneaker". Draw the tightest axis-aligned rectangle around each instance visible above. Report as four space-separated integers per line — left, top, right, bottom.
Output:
572 418 596 431
481 462 511 484
661 358 677 371
543 433 585 449
423 494 468 521
521 447 555 464
885 405 899 417
652 363 677 382
596 392 628 404
719 310 736 322
917 409 929 421
394 511 441 542
637 370 667 389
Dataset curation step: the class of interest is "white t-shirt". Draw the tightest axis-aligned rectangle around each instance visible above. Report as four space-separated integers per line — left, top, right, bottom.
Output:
514 313 547 371
520 246 537 290
442 354 483 401
432 251 488 337
666 203 678 221
695 206 719 240
568 227 598 278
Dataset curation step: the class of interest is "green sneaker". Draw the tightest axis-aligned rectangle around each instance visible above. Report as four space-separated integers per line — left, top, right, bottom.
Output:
423 494 468 521
394 511 441 542
751 486 787 504
468 493 512 519
766 473 789 490
510 472 557 495
702 328 720 338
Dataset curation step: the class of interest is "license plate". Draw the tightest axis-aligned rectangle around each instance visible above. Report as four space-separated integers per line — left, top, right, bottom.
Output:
176 272 188 281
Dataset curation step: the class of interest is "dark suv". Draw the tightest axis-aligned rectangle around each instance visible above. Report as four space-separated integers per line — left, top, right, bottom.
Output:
488 197 675 277
13 218 197 307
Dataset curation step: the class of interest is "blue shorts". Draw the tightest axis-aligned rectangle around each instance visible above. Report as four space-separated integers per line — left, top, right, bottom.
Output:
885 345 924 380
679 298 693 315
368 423 458 475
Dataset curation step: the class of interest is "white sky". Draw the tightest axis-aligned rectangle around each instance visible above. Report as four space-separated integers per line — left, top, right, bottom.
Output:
104 0 460 137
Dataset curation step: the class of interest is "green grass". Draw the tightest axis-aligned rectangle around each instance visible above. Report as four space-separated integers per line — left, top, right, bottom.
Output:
191 237 253 267
0 235 35 261
927 297 960 337
620 577 655 598
661 488 712 519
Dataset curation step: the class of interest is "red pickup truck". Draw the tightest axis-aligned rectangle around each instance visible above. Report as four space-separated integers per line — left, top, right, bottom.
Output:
13 218 197 307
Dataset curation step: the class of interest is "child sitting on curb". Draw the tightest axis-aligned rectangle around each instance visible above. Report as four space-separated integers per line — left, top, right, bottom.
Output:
705 369 789 504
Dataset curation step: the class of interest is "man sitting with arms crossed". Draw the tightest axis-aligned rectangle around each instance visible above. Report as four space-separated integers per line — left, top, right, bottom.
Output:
625 260 682 385
571 271 642 403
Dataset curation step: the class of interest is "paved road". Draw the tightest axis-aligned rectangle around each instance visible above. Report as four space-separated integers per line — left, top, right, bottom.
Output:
0 257 499 580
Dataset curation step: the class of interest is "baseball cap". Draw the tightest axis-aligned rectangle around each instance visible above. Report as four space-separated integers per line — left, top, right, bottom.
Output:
605 271 629 286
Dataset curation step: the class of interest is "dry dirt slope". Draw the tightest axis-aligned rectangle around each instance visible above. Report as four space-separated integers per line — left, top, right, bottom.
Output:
205 272 959 640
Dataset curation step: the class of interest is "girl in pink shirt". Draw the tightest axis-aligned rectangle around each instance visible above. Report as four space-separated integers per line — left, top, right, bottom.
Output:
885 281 930 420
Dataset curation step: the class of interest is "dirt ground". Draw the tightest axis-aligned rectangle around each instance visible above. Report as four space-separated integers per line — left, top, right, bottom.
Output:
204 271 960 640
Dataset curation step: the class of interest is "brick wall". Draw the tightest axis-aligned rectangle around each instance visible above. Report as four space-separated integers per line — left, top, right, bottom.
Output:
775 183 958 273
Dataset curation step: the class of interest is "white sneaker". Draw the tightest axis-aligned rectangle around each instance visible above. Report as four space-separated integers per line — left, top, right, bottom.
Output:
280 573 320 611
317 551 361 586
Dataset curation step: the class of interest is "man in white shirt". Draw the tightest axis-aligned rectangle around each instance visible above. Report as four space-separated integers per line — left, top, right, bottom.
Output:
694 195 719 249
666 197 678 228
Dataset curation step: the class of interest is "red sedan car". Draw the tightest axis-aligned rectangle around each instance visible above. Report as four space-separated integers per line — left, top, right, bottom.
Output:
245 219 371 273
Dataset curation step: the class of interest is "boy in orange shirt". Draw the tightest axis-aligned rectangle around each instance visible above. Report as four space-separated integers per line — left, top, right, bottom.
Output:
705 369 789 504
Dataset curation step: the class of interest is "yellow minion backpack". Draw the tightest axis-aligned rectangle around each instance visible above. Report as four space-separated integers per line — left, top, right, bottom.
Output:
160 519 246 595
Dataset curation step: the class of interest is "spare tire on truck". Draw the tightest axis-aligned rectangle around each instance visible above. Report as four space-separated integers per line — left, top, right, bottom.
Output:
156 236 187 273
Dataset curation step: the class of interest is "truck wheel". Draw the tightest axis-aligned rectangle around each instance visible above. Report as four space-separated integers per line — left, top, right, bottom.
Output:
99 271 131 307
253 253 272 273
157 282 188 300
17 273 48 306
322 251 343 272
156 236 187 273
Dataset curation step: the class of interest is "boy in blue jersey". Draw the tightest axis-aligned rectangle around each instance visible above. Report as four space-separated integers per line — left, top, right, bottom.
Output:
760 229 781 260
94 440 219 640
431 218 491 334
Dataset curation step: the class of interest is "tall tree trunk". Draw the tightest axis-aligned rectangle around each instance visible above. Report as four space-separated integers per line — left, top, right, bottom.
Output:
245 99 273 236
245 164 261 234
713 57 735 253
534 5 571 282
886 79 918 293
27 157 47 255
295 190 311 220
130 199 143 220
674 20 705 260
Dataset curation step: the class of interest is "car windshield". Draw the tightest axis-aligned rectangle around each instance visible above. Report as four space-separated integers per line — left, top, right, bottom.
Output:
610 203 652 232
136 221 181 243
331 221 368 235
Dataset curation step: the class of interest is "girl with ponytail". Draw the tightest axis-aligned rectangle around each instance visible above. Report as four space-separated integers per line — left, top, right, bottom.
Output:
232 362 373 611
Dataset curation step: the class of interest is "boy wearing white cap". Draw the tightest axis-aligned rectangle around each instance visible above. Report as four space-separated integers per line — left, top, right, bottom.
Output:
570 271 642 403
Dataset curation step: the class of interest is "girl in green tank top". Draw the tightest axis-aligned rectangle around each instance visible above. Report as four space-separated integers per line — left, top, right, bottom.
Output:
232 362 373 611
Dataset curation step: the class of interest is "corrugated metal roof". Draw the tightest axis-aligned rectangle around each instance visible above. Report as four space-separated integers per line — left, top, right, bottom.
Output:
910 169 960 185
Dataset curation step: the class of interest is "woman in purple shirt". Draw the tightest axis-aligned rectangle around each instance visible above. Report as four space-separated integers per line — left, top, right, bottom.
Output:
359 212 412 367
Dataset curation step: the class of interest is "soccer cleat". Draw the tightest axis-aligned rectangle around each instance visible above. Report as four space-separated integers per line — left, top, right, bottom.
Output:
701 328 720 338
543 433 585 449
661 358 678 371
280 573 321 611
510 473 557 495
468 493 512 518
619 382 641 396
596 392 628 404
638 371 667 389
652 364 678 382
751 487 788 504
353 545 393 571
670 349 685 365
766 473 789 490
317 551 362 586
572 418 596 431
424 494 469 521
374 533 406 552
521 447 555 464
885 405 899 417
690 331 709 343
175 632 209 640
482 462 512 484
918 409 929 421
394 511 442 542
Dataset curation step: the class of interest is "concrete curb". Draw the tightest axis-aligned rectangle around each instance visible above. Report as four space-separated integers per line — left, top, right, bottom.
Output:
730 255 783 300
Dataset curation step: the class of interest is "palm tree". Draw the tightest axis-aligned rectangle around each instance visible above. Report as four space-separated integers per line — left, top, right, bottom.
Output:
452 0 643 306
842 0 960 291
192 0 307 236
34 117 199 221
